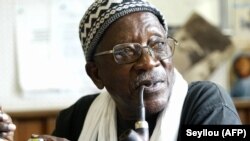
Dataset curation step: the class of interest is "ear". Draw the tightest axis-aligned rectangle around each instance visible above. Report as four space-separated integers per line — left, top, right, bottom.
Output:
85 62 104 89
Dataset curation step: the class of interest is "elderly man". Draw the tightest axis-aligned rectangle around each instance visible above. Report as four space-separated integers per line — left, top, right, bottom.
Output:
0 0 241 141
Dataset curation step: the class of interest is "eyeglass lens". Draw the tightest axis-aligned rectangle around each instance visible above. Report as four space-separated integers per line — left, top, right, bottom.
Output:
113 37 175 64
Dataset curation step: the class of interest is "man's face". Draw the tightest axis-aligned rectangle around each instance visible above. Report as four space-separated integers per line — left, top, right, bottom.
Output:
92 12 174 119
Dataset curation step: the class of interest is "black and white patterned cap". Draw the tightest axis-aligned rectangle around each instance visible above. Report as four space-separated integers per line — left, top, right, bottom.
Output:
79 0 167 61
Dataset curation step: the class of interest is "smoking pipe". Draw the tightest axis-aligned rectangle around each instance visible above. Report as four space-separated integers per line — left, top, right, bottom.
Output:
119 86 149 141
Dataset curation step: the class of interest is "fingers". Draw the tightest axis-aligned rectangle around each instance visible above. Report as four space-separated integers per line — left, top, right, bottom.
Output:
0 106 16 141
0 126 15 141
0 131 14 141
0 122 16 132
0 113 16 132
0 109 13 123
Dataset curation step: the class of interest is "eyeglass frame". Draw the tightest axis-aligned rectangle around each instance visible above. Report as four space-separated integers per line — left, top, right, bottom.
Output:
94 36 179 64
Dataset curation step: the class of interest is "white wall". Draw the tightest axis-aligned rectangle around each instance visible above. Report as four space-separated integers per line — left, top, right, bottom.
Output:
0 0 95 112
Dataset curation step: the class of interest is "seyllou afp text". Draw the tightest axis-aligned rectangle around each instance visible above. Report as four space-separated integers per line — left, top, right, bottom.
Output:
180 125 250 140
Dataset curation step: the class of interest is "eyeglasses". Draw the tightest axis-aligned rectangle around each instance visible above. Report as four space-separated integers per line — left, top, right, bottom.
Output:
94 36 178 64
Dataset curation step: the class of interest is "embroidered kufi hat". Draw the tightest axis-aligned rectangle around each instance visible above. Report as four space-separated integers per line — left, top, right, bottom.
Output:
79 0 167 61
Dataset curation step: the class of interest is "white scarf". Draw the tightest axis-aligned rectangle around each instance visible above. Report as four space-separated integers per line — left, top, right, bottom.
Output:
78 69 188 141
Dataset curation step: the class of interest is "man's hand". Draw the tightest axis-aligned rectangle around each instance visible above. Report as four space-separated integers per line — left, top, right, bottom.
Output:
0 107 16 141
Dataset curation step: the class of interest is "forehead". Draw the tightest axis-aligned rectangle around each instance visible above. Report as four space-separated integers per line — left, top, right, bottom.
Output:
97 12 166 51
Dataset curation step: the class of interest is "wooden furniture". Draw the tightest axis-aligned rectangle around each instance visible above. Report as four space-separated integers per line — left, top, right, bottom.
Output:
234 99 250 124
9 110 59 141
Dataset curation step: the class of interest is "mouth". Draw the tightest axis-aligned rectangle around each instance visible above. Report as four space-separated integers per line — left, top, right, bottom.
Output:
135 80 165 93
132 69 169 96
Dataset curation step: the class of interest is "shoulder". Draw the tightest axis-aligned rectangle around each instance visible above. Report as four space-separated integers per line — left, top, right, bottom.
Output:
180 81 241 124
52 94 99 140
186 81 232 105
59 94 99 118
73 94 99 109
188 81 224 94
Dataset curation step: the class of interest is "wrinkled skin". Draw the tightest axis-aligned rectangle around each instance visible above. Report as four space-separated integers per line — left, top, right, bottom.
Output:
86 12 175 120
0 108 16 141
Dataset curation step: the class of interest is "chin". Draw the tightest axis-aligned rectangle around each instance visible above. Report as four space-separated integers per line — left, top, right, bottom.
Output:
144 95 169 115
144 83 173 115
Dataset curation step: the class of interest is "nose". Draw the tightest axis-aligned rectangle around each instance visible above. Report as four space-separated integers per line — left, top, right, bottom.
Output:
133 49 160 71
